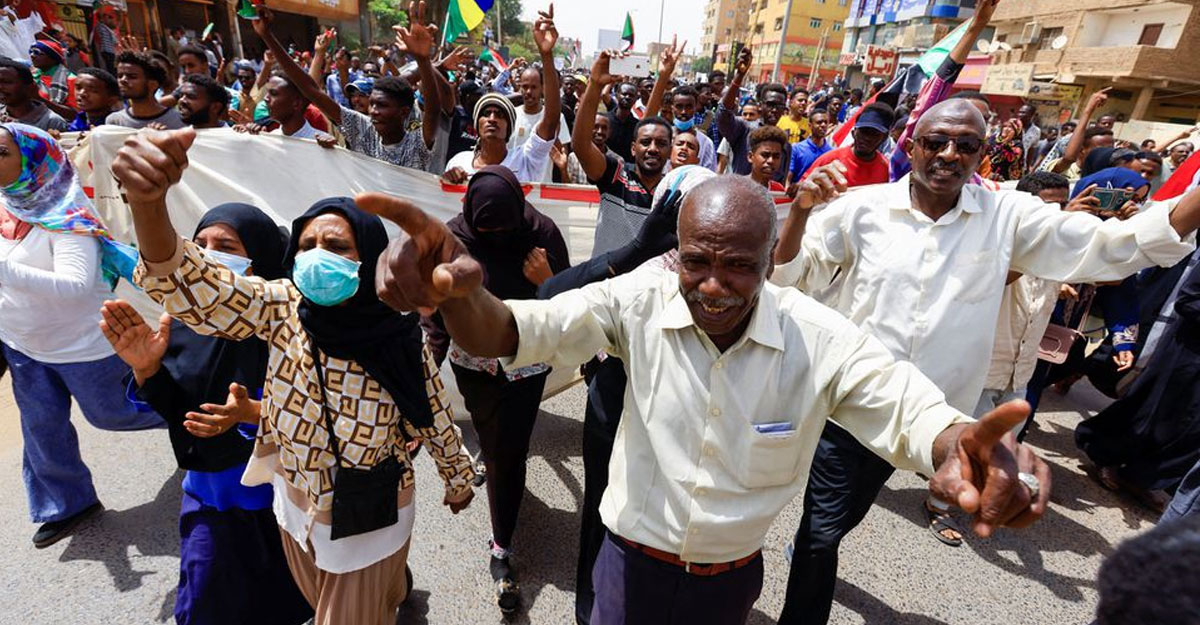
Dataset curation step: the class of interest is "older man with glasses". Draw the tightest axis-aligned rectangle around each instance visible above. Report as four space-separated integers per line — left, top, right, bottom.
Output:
771 98 1200 625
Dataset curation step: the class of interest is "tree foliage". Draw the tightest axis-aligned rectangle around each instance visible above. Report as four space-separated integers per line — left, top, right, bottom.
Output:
368 0 409 36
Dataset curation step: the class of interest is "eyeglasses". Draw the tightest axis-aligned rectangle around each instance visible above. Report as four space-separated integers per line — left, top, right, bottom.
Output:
916 134 984 156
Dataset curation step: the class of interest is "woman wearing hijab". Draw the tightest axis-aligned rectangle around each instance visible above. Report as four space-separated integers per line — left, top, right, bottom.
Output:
113 127 475 625
98 203 312 625
0 123 160 549
424 165 569 614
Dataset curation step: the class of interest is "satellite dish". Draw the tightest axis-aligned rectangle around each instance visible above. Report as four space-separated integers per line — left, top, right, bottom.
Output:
976 39 991 53
998 42 1013 52
987 40 1001 54
1051 34 1069 50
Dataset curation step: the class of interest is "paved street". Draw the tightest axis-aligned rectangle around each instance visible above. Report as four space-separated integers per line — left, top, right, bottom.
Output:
0 377 1157 624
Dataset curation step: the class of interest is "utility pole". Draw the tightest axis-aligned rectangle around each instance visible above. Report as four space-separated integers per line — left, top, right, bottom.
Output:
658 0 665 45
771 0 793 82
496 0 503 46
807 26 829 91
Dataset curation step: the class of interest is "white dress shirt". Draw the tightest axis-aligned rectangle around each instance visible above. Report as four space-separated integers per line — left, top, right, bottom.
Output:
986 275 1060 392
772 175 1194 412
503 263 968 562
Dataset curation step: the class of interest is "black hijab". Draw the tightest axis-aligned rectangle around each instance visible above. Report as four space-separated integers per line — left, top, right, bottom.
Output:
447 166 569 300
160 203 288 471
284 197 434 428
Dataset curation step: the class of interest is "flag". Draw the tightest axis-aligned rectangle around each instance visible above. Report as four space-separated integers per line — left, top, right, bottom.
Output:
445 0 495 44
480 46 509 72
621 12 634 52
1153 151 1200 201
830 19 972 147
236 0 258 19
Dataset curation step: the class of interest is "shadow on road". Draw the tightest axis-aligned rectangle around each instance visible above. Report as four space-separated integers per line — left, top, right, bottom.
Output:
396 588 431 624
832 579 953 625
57 470 182 593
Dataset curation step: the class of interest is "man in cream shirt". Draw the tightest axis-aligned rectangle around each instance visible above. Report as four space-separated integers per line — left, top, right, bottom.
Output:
771 99 1200 625
356 172 1053 625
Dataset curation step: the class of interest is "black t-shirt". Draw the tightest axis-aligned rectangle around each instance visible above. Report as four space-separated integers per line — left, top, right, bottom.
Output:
606 109 638 162
590 154 655 256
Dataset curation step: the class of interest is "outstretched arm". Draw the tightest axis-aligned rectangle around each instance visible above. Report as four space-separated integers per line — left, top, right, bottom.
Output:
395 1 442 149
532 4 561 141
571 51 621 181
644 35 684 119
355 193 516 357
252 7 342 124
1053 88 1110 174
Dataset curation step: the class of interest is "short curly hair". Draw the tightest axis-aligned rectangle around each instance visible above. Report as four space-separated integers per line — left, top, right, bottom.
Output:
116 50 167 85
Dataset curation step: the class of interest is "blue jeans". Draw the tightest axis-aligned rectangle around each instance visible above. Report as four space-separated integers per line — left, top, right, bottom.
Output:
3 345 164 523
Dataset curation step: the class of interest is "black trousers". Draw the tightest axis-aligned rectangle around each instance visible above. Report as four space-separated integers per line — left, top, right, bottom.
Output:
451 364 549 550
778 423 895 625
575 357 627 625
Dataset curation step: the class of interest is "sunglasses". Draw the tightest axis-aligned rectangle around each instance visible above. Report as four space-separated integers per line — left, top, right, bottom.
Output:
916 134 984 156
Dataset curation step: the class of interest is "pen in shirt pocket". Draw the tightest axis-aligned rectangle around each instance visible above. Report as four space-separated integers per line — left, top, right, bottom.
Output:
752 421 796 436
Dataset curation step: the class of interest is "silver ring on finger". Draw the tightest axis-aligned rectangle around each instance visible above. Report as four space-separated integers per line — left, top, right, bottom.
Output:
1017 471 1040 502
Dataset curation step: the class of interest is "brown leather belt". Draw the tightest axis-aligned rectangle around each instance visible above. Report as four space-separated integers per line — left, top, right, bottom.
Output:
619 536 761 577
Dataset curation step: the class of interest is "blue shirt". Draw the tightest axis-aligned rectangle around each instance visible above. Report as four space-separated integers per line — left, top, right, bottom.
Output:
789 138 833 180
325 71 361 108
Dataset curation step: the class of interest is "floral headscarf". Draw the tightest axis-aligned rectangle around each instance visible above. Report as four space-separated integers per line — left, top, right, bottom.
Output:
0 123 136 286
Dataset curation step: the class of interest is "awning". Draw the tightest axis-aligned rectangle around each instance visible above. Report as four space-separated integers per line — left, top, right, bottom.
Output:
953 54 990 90
269 0 358 22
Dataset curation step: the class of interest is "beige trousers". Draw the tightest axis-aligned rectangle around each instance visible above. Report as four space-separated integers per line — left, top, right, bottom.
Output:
279 529 411 625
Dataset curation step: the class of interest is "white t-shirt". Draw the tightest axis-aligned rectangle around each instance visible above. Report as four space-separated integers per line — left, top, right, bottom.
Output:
446 131 555 183
0 228 114 363
513 105 570 182
272 121 319 140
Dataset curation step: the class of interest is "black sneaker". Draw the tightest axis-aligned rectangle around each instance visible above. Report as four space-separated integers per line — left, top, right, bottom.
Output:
33 502 103 549
490 555 520 615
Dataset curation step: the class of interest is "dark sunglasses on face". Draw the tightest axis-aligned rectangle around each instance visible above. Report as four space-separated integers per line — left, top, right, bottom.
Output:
917 134 984 156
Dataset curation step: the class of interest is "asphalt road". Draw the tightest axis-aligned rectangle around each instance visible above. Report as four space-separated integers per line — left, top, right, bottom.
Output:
0 377 1157 624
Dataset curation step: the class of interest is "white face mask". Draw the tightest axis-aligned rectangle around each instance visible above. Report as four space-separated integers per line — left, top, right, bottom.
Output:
204 248 252 276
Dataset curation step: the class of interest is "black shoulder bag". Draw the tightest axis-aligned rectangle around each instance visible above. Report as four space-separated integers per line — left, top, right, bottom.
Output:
311 344 405 540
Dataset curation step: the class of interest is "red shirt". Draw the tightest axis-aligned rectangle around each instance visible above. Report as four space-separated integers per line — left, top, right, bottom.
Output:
802 146 890 188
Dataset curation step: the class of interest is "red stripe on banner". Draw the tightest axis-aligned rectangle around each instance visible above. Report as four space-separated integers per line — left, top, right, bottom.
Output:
440 182 468 194
539 185 602 203
83 186 94 198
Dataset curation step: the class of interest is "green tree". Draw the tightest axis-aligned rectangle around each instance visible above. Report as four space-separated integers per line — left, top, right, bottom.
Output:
497 0 525 39
692 56 713 75
368 0 409 37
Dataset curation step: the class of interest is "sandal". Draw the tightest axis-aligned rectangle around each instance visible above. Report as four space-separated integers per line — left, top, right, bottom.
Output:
490 553 521 615
924 503 964 547
496 576 521 615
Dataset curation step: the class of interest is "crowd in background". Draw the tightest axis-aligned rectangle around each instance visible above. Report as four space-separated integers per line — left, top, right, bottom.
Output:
2 0 1200 624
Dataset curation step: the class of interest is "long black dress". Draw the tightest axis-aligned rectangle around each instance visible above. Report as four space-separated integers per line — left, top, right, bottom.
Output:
1076 254 1200 492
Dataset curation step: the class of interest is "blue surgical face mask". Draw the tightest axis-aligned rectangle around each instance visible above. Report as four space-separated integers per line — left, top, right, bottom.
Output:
204 248 253 276
291 248 362 306
673 117 696 132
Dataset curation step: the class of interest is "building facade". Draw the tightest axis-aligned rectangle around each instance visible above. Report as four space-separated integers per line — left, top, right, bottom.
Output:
838 0 980 89
701 0 753 74
987 0 1200 124
742 0 852 86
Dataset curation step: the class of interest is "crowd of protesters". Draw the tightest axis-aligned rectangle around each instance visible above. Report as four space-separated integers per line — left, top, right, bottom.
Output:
2 0 1200 623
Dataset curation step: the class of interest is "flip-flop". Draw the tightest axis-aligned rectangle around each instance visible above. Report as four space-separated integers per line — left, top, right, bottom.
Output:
924 504 964 547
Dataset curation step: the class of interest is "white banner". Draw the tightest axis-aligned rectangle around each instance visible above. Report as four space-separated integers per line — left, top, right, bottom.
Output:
74 127 797 406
